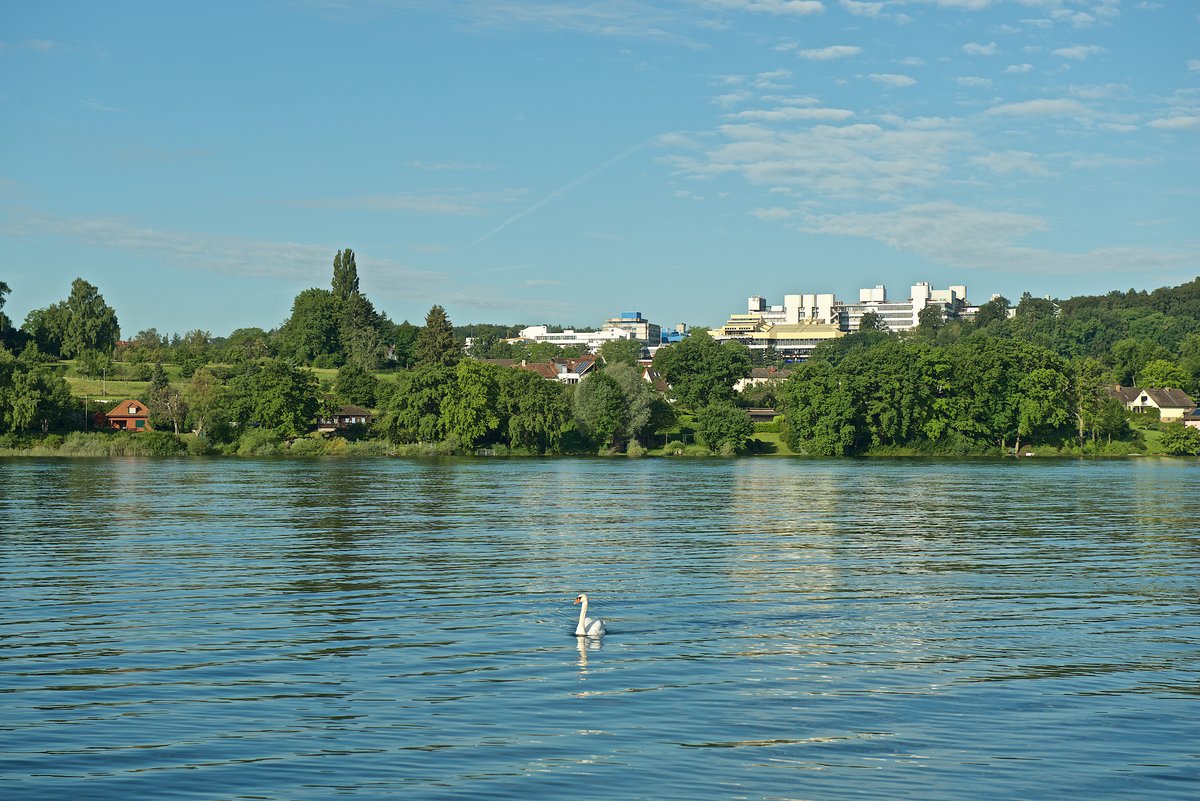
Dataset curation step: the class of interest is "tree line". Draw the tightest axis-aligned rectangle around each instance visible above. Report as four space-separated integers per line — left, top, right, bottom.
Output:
3 260 1200 456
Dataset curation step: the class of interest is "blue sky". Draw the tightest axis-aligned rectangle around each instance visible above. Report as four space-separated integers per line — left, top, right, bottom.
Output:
2 1 1197 337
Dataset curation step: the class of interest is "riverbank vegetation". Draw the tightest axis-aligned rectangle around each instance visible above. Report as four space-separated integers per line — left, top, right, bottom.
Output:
2 261 1199 458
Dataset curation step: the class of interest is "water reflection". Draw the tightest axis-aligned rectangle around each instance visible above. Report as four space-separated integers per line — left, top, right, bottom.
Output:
1 457 1197 801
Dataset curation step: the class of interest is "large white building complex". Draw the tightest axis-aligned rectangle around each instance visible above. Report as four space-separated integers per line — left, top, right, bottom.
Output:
712 282 971 360
516 324 636 352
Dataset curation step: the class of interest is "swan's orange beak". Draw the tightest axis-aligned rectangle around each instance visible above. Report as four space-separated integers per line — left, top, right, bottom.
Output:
573 596 581 604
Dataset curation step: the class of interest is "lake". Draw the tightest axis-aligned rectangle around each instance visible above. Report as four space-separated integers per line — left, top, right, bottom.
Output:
1 457 1197 800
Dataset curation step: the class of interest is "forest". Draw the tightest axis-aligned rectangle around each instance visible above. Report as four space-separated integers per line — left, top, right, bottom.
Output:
2 251 1199 457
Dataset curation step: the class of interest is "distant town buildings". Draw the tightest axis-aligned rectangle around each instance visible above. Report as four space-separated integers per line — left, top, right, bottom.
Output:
603 312 661 346
516 324 635 352
710 282 972 361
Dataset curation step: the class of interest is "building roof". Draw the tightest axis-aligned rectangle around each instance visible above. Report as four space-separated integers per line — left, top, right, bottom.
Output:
747 366 793 380
1141 387 1195 409
334 405 373 417
105 399 149 417
1105 385 1141 404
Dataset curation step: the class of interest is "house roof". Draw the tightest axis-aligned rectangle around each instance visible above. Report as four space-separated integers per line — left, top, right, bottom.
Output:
748 366 793 380
1105 385 1141 404
1141 387 1195 409
335 405 372 417
105 399 149 417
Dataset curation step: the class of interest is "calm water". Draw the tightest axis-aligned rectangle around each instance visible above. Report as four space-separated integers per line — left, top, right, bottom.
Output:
1 457 1198 800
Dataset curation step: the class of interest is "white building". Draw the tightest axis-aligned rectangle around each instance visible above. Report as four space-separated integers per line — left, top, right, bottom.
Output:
517 325 636 353
839 283 968 332
603 311 661 346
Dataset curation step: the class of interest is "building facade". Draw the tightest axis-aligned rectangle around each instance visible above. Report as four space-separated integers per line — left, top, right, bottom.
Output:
603 312 661 346
517 325 636 353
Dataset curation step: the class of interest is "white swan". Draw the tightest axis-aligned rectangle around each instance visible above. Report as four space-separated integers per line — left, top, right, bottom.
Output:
573 593 606 637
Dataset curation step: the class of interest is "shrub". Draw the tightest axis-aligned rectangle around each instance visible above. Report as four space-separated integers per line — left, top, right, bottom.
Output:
139 430 186 455
663 439 685 455
236 428 283 456
626 440 646 458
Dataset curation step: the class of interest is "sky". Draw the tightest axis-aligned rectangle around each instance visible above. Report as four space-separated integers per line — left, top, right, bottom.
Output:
1 0 1197 338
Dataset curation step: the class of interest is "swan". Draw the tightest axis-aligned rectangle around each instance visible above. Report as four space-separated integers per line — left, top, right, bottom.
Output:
573 593 606 637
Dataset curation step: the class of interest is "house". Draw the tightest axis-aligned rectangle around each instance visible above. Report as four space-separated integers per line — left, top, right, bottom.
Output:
641 365 669 393
734 366 794 394
1105 385 1142 405
1125 387 1195 422
1182 408 1200 431
103 399 151 432
317 405 373 432
747 408 780 424
515 357 597 385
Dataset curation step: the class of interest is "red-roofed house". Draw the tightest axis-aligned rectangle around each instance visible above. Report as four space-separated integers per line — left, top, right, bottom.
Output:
103 399 151 432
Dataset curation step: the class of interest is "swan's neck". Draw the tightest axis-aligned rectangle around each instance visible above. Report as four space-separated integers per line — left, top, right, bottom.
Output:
576 598 588 629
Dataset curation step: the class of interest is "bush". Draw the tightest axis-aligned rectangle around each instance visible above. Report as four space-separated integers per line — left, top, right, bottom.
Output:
41 434 64 450
236 428 283 456
186 434 213 456
1159 423 1200 455
139 430 186 455
663 439 686 455
287 437 327 456
626 440 646 458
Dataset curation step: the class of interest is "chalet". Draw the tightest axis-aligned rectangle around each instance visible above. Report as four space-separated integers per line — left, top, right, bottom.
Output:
317 405 373 432
1126 387 1195 422
103 399 151 432
747 408 780 424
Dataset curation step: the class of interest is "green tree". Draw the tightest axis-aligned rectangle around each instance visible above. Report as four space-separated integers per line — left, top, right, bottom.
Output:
1109 338 1171 386
186 367 229 440
1159 423 1200 455
1073 357 1110 443
22 303 69 357
696 401 754 453
148 362 187 434
605 362 656 444
497 368 570 452
441 360 502 449
1137 359 1189 390
276 288 341 366
652 330 751 409
331 248 359 301
377 366 453 443
0 280 11 342
413 305 460 368
1015 367 1071 452
858 310 886 332
914 305 945 338
60 278 120 358
333 361 380 407
573 371 628 449
780 360 861 456
227 359 319 438
599 338 644 367
0 347 75 434
971 295 1010 330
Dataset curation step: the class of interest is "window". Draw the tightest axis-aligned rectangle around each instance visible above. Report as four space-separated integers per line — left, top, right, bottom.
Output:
135 420 145 429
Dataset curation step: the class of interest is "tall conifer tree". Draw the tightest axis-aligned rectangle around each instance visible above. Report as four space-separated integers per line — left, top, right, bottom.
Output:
413 305 460 368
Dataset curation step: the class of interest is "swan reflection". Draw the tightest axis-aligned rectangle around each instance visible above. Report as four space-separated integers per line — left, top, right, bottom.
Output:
576 634 602 670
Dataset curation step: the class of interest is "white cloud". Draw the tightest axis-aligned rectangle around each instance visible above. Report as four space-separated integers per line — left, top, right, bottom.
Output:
797 44 862 60
1053 44 1106 60
668 119 970 201
708 0 826 14
869 73 917 87
839 0 883 16
750 207 797 220
8 211 436 284
1188 59 1200 73
754 68 793 88
802 201 1194 274
731 106 856 121
962 41 998 56
1147 116 1200 131
985 98 1093 118
956 76 993 88
1005 63 1034 73
971 150 1050 176
714 90 753 107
